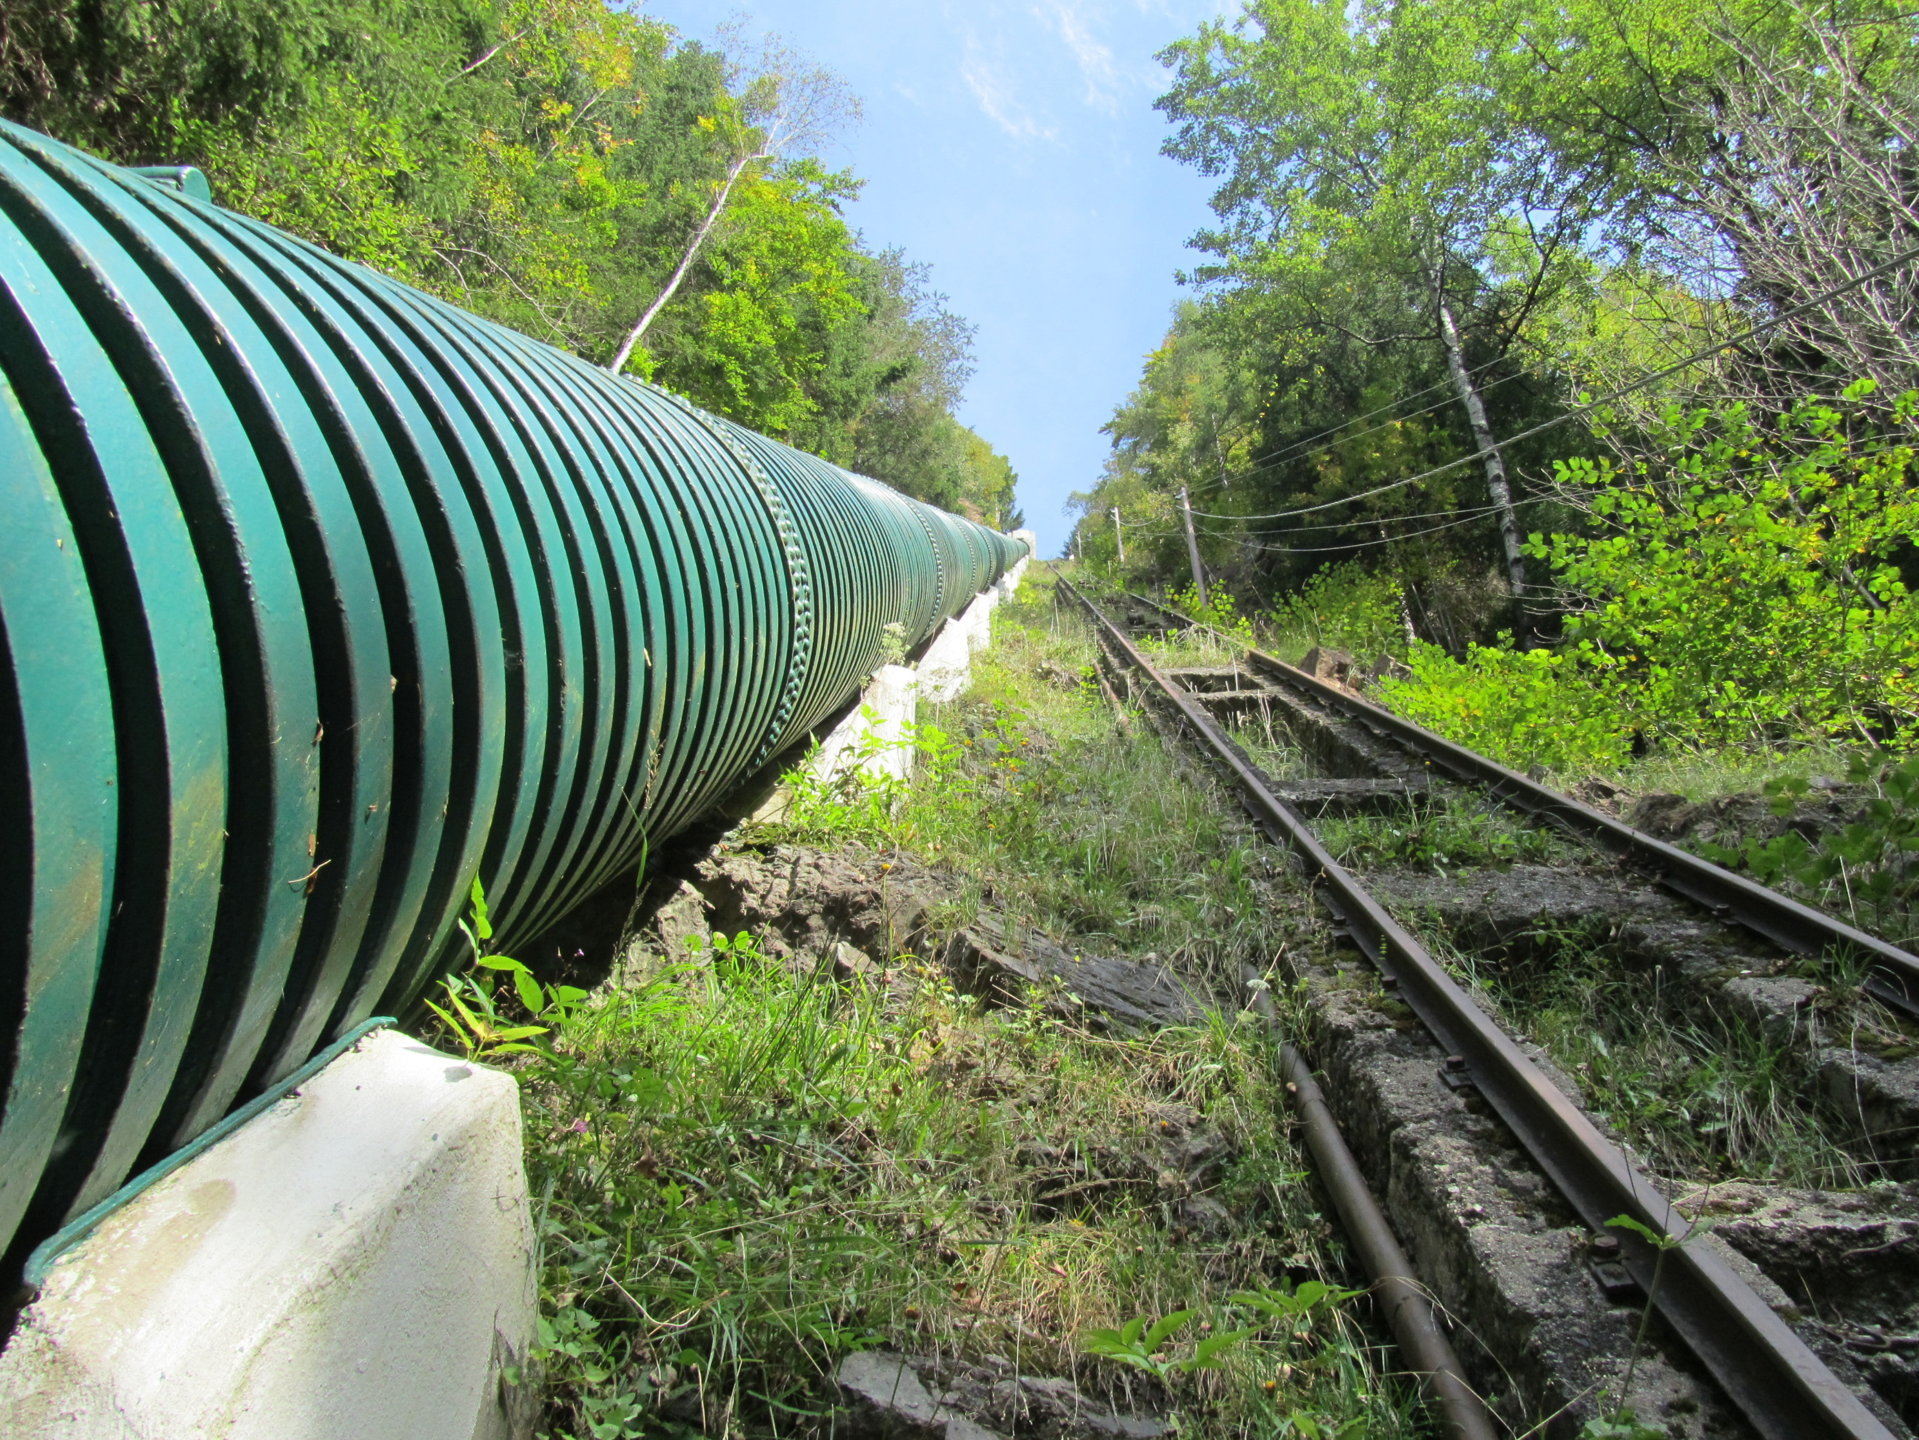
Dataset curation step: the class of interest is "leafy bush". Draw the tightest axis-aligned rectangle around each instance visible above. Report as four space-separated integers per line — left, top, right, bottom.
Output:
1267 563 1407 663
1165 582 1257 644
1534 383 1919 748
1379 385 1919 771
1378 638 1634 773
1703 750 1919 949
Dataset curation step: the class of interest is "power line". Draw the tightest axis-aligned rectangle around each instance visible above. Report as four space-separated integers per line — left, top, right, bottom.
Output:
1176 242 1919 526
1195 500 1530 537
1231 507 1509 555
1205 350 1518 486
1179 357 1556 515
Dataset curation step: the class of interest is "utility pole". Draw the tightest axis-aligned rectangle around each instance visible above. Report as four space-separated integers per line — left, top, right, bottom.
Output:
1110 507 1125 563
1178 486 1208 608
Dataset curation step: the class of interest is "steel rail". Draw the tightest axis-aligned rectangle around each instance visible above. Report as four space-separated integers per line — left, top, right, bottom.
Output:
1061 575 1894 1440
1118 589 1919 1019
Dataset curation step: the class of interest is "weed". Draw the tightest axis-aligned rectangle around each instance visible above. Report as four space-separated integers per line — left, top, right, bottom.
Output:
1432 929 1871 1188
1082 1282 1384 1438
1613 744 1855 806
1702 749 1919 949
1319 795 1571 875
426 878 590 1060
1164 582 1258 646
506 949 1420 1439
1266 562 1410 668
757 574 1301 993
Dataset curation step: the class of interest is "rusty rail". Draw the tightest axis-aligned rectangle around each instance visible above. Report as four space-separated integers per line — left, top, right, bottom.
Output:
1062 575 1895 1440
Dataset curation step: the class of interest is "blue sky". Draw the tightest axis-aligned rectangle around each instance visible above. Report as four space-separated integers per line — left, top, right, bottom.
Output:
641 0 1235 555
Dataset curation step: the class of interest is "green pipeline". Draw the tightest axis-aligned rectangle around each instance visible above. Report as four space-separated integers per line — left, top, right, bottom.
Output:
0 121 1027 1270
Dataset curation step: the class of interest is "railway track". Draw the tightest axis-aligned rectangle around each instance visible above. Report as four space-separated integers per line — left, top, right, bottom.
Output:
1058 575 1919 1440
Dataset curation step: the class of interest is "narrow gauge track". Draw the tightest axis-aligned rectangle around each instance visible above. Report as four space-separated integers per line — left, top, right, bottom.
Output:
1058 575 1904 1440
1114 591 1919 1021
1109 585 1919 1178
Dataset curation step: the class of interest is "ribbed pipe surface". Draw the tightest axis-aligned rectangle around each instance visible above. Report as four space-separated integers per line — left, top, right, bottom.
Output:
0 121 1026 1268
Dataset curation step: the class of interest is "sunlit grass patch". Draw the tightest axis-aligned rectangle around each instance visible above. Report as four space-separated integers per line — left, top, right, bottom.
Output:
1319 793 1575 875
1432 929 1875 1191
521 947 1424 1439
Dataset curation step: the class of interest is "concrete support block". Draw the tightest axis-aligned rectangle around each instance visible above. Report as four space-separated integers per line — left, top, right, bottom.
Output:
0 1029 535 1440
810 663 918 785
799 559 1033 792
917 590 996 701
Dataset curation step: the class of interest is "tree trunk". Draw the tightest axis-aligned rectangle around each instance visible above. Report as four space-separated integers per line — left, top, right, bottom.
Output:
1435 294 1528 618
606 151 755 376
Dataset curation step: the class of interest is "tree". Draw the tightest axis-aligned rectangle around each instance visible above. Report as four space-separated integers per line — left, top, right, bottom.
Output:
1159 0 1615 609
0 0 1020 525
1151 0 1619 610
604 33 857 375
1666 7 1919 401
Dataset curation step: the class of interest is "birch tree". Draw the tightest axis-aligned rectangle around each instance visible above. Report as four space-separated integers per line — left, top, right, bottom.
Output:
605 35 857 375
1159 0 1611 608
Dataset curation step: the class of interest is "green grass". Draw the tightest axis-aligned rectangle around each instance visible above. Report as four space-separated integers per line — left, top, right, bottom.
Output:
523 953 1422 1440
1223 715 1314 784
469 566 1430 1440
763 573 1303 987
1433 928 1875 1190
1610 744 1859 807
1135 624 1248 671
1318 794 1574 875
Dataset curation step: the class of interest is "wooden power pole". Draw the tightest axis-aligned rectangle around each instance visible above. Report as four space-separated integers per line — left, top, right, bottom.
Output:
1178 487 1208 607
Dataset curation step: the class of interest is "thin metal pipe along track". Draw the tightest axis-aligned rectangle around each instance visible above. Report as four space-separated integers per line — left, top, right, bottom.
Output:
1060 575 1893 1440
1237 968 1497 1440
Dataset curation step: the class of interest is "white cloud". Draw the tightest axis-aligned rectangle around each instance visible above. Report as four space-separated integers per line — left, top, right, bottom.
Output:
959 35 1059 140
1032 0 1123 112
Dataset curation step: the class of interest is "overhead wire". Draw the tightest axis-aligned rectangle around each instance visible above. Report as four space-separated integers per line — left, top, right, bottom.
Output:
1192 349 1521 493
1175 241 1919 525
1196 500 1518 536
1229 506 1520 555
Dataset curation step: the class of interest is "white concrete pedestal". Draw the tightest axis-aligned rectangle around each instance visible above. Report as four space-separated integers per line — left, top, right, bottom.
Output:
807 550 1031 787
0 1029 536 1440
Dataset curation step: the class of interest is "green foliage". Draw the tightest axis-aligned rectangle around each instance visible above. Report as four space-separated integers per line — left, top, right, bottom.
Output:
1320 794 1571 874
1379 640 1632 774
1534 385 1919 748
1703 750 1919 948
772 715 967 849
1080 1280 1364 1436
0 0 1017 518
1436 927 1870 1189
1165 582 1256 644
1577 1411 1668 1440
516 945 1409 1439
1086 0 1919 687
1267 563 1407 664
424 877 589 1060
1376 387 1919 770
1082 1309 1235 1378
